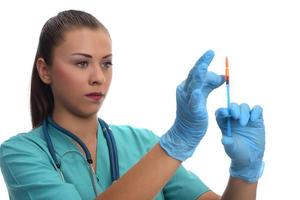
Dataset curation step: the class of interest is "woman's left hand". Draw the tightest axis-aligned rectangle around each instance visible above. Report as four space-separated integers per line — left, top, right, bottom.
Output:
215 103 265 183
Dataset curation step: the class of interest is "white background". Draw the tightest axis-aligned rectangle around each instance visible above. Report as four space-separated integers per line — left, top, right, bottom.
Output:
1 0 299 199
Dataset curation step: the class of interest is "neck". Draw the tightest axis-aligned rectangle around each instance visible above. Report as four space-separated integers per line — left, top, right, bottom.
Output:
52 110 98 142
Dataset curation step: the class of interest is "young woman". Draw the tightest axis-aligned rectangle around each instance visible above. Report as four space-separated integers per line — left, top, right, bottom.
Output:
0 10 265 200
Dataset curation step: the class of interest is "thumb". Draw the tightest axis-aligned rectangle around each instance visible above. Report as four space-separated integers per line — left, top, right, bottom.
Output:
215 107 229 128
222 135 235 155
202 73 225 98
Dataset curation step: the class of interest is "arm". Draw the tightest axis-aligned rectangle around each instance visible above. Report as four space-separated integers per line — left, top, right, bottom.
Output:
221 177 258 200
98 50 224 199
213 103 265 200
103 142 245 200
100 101 265 200
198 65 265 200
197 178 258 200
97 144 181 200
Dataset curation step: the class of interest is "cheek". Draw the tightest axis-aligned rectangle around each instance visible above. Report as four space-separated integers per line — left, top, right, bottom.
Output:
51 66 82 93
107 71 113 83
104 71 113 89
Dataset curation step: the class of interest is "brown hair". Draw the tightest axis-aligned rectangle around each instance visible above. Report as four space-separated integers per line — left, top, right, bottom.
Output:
30 10 109 128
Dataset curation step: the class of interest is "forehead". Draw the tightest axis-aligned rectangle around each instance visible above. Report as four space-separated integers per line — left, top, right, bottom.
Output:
54 28 112 57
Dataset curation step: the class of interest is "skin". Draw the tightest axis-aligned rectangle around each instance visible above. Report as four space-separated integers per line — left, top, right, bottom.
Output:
37 28 113 170
37 27 258 200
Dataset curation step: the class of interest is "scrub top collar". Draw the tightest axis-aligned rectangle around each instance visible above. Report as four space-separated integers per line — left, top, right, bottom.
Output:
45 120 103 159
45 120 114 189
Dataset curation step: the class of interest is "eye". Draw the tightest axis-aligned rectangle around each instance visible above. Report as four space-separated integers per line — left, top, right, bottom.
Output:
76 60 89 68
101 61 113 69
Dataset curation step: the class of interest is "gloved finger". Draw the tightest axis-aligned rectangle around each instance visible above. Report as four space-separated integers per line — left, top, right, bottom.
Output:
230 103 240 119
186 63 208 95
176 81 188 106
184 50 214 91
239 103 250 126
177 80 186 93
215 107 229 123
215 108 228 133
250 105 263 122
201 72 225 98
221 135 235 153
189 89 205 114
195 50 215 67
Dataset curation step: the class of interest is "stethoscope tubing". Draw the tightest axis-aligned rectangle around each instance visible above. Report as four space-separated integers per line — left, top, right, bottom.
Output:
43 117 119 183
99 119 120 181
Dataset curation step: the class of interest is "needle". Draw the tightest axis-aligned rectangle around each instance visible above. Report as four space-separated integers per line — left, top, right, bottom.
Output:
225 57 232 137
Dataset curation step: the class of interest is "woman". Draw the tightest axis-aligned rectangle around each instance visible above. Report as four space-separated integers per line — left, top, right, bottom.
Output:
0 10 265 200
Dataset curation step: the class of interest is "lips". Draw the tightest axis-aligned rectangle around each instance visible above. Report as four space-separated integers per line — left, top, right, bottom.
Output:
85 92 104 101
86 92 103 96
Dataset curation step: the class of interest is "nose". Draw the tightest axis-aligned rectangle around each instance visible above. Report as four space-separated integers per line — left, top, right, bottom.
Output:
89 64 106 86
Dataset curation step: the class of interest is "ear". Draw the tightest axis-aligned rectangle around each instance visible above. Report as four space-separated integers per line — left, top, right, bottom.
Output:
36 58 52 84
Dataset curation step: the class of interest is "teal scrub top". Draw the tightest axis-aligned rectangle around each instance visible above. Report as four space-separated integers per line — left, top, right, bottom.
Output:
0 121 210 200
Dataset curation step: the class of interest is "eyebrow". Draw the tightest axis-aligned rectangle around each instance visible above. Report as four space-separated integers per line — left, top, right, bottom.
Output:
71 53 112 59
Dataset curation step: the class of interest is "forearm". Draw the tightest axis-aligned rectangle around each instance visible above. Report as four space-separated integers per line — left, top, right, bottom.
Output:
221 177 258 200
96 143 181 200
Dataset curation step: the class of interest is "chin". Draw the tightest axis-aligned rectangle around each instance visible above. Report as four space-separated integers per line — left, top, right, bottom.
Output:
74 108 100 119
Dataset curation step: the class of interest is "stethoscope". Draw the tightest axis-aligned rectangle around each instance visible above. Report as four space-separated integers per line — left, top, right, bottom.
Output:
42 116 119 196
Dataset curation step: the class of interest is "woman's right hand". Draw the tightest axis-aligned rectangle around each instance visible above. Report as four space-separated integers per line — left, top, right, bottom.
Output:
160 50 224 161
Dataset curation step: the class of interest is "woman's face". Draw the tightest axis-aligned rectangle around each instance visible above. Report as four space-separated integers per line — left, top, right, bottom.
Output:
49 27 112 118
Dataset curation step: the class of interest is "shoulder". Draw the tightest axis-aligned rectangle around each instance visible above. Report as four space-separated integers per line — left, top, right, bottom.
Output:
0 126 47 161
0 128 83 200
1 126 44 146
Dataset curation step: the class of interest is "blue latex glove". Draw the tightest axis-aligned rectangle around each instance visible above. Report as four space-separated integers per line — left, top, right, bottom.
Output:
160 50 225 161
215 103 265 183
